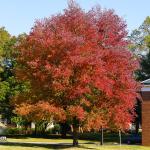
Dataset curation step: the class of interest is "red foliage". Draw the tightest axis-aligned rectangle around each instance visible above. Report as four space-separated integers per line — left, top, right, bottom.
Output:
14 2 139 131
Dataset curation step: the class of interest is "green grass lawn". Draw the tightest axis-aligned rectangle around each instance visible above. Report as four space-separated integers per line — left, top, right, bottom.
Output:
0 137 149 150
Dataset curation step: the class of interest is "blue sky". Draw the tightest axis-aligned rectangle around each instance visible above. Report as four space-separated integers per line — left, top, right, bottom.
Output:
0 0 149 36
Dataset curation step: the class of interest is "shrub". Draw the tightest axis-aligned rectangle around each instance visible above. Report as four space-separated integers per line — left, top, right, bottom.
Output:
52 124 61 134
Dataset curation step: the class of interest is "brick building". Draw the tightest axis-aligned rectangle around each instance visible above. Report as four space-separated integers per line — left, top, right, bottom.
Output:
141 79 150 146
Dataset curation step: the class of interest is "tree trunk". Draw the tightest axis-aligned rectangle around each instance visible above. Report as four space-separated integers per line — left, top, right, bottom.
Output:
135 120 139 134
24 124 28 135
73 124 79 146
100 127 104 145
34 123 37 135
60 122 69 138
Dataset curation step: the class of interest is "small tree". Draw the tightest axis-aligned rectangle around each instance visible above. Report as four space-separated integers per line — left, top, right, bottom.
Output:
11 116 26 127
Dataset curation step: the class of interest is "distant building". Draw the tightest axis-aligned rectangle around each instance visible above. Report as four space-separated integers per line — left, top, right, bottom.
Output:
31 121 54 130
141 79 150 146
0 115 7 135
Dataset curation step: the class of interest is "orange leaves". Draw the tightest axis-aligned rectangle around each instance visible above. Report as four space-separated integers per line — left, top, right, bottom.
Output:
84 111 107 131
15 102 66 122
15 103 33 116
67 106 86 121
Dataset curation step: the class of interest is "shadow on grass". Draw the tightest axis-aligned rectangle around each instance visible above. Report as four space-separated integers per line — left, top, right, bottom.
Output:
5 134 66 139
0 142 95 149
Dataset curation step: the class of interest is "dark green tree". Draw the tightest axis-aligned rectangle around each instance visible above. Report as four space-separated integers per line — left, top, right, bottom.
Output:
136 51 150 81
129 17 150 134
0 27 27 124
129 17 150 81
129 16 150 56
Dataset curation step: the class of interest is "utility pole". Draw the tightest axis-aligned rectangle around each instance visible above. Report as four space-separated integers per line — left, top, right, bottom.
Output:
100 127 104 145
119 130 122 146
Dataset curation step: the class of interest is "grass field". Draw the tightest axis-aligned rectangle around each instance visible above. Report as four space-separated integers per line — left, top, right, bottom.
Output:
0 137 149 150
0 145 150 150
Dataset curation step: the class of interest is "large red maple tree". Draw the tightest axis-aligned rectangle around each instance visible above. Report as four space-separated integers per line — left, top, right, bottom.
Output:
14 1 139 146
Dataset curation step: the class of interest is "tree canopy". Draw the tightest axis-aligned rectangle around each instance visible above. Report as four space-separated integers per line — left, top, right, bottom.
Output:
130 16 150 81
14 2 139 145
0 27 27 123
